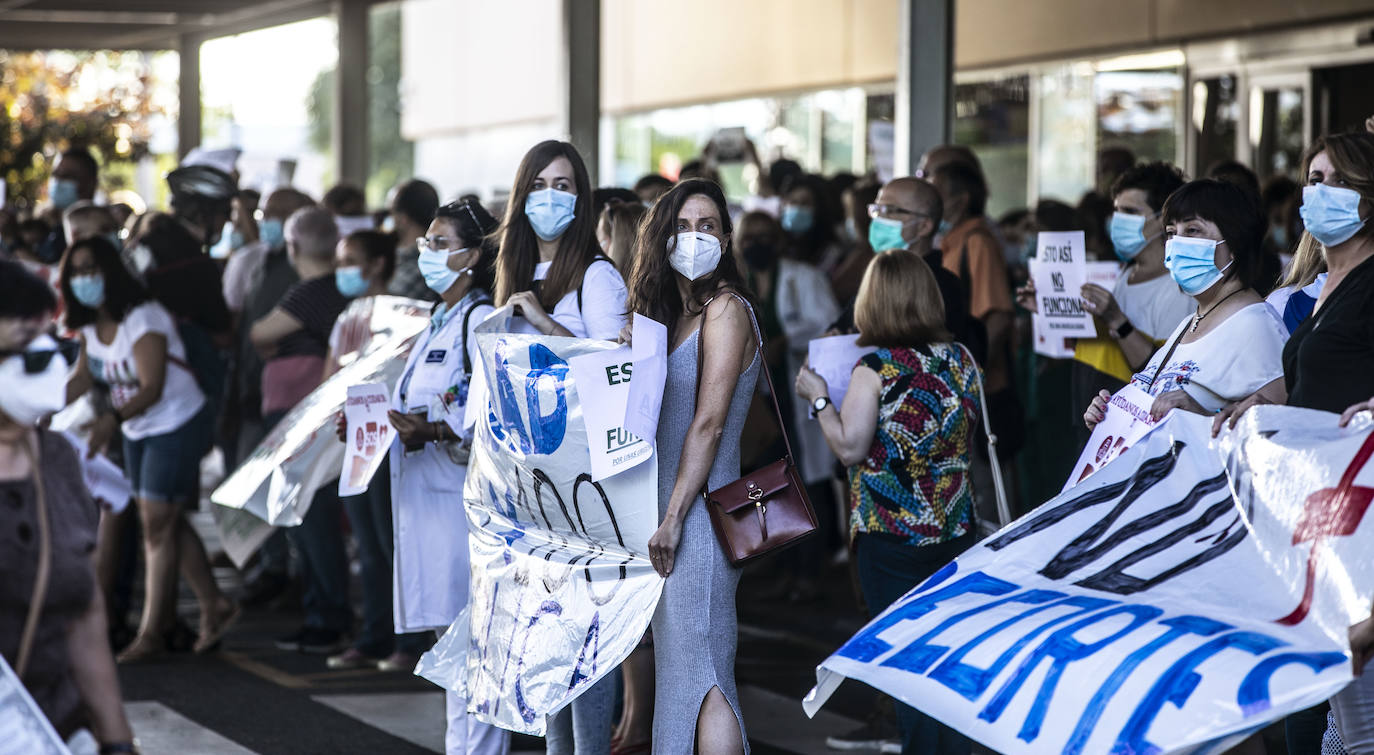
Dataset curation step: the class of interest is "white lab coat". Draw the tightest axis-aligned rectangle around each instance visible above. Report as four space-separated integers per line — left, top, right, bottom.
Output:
389 292 494 634
776 259 841 484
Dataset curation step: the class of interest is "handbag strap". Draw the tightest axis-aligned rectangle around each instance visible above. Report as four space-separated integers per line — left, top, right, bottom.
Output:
15 431 51 679
693 290 796 463
955 343 1012 528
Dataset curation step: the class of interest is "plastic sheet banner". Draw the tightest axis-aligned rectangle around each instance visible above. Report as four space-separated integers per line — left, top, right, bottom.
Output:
210 296 429 536
0 654 68 755
417 309 663 736
804 407 1374 754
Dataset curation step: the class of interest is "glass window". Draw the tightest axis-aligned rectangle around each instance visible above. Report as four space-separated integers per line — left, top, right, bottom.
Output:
1250 85 1305 181
955 74 1029 218
1191 75 1239 175
1095 68 1183 170
1036 64 1096 204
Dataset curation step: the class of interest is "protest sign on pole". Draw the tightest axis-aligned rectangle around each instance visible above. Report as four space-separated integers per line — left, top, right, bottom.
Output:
211 297 428 542
805 408 1374 754
808 334 875 410
0 654 68 755
417 315 663 736
1063 382 1159 491
1031 231 1095 339
339 382 393 496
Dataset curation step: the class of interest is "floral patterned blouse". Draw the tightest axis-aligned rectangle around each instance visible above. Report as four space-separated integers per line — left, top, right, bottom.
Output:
848 343 981 547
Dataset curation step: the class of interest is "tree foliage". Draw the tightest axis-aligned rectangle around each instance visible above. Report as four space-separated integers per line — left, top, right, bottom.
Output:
0 49 173 207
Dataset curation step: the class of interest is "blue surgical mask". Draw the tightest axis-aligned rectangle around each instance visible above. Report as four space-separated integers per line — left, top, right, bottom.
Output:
49 178 80 211
843 216 858 242
335 266 368 298
260 218 285 249
71 274 106 308
1164 236 1232 295
418 247 468 294
208 221 235 259
867 216 906 253
781 205 814 235
1300 183 1367 248
937 219 953 237
524 188 577 241
1109 211 1153 261
1270 225 1290 250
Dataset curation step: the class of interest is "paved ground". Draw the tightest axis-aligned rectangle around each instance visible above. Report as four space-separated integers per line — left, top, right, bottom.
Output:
113 512 889 754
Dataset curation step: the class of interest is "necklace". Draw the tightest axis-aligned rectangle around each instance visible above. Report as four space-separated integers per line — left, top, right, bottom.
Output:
1188 287 1245 334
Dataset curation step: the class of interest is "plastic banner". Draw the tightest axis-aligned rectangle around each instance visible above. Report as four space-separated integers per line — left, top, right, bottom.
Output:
417 310 663 736
0 654 68 755
805 407 1374 754
211 296 428 531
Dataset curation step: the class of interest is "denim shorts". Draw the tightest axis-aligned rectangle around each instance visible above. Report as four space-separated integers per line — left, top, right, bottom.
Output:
122 402 213 505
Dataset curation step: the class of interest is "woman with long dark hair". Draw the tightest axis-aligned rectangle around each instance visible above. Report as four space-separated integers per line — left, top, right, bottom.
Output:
494 140 627 341
626 178 759 754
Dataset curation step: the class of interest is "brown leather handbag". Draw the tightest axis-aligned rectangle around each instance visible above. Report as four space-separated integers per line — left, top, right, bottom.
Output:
696 293 817 566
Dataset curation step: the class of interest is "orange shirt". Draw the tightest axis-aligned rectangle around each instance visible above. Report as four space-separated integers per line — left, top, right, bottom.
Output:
939 217 1013 320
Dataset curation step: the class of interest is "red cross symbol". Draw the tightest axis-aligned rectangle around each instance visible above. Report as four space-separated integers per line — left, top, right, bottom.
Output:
1276 431 1374 626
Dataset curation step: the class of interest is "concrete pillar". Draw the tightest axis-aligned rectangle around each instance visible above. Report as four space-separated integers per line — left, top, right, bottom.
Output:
334 0 369 187
177 33 204 160
894 0 954 177
562 0 600 185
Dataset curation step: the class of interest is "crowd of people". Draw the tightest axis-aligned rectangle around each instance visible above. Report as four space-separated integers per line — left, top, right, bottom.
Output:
1 117 1373 755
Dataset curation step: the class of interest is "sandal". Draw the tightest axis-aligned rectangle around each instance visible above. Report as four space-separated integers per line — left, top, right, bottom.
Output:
194 600 241 654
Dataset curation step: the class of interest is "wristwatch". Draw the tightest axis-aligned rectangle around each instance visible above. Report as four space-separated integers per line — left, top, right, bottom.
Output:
1112 320 1135 339
812 396 832 414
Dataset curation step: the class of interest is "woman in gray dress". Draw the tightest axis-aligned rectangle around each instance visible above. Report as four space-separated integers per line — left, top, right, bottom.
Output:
624 178 760 755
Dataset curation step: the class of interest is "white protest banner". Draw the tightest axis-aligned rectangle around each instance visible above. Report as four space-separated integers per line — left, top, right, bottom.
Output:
418 318 663 736
624 314 668 442
0 654 68 755
808 334 874 410
212 296 428 533
568 345 653 481
1032 231 1095 338
805 408 1374 754
339 382 392 496
1063 383 1159 492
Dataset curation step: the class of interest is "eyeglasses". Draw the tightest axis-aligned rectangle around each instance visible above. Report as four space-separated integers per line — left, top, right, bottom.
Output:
416 235 463 254
867 203 928 220
1 338 79 374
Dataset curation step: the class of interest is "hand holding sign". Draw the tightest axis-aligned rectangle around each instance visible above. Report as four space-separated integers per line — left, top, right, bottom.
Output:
340 382 393 496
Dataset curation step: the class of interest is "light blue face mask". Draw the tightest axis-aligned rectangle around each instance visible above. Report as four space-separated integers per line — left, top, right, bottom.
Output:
260 218 285 249
937 219 953 237
71 274 106 308
781 205 814 235
418 247 467 294
867 216 906 252
208 221 235 259
1109 211 1154 261
49 178 80 211
1300 183 1368 247
335 266 368 298
1164 236 1232 295
524 188 577 241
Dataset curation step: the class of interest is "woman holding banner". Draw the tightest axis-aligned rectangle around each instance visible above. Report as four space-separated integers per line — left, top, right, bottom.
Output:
626 178 760 755
795 250 980 755
382 197 508 755
1083 179 1289 431
1218 131 1374 752
491 139 625 754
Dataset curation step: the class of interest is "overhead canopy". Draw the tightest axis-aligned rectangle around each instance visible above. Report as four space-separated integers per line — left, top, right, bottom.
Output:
0 0 338 51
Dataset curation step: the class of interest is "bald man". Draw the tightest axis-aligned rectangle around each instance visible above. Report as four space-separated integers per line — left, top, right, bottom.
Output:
832 176 971 348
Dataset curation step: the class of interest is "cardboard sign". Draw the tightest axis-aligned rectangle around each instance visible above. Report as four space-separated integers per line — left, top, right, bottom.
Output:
1032 231 1095 338
624 314 668 443
1063 383 1160 491
418 319 663 737
339 382 392 496
806 408 1374 754
808 334 875 411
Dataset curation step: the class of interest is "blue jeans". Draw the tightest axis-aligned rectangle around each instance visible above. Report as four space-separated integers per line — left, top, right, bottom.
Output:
854 532 976 755
340 464 427 657
545 672 615 755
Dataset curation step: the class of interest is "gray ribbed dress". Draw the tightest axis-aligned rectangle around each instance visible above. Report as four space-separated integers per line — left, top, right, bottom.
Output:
651 298 760 755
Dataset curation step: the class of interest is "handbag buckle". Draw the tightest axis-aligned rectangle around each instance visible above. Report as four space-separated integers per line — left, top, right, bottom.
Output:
747 482 763 501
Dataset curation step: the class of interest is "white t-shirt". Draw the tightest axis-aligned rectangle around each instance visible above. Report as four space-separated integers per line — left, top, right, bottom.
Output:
1115 267 1197 342
1128 302 1288 413
82 301 206 440
522 258 628 339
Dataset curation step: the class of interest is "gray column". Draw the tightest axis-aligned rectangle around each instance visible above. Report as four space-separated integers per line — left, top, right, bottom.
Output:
334 0 369 187
562 0 600 186
894 0 954 176
177 33 204 160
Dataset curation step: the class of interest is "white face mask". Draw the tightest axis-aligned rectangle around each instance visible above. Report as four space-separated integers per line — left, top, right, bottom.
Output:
667 231 723 281
0 334 70 426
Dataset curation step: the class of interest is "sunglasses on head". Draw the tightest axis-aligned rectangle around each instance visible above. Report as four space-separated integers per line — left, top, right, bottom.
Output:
1 338 79 374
